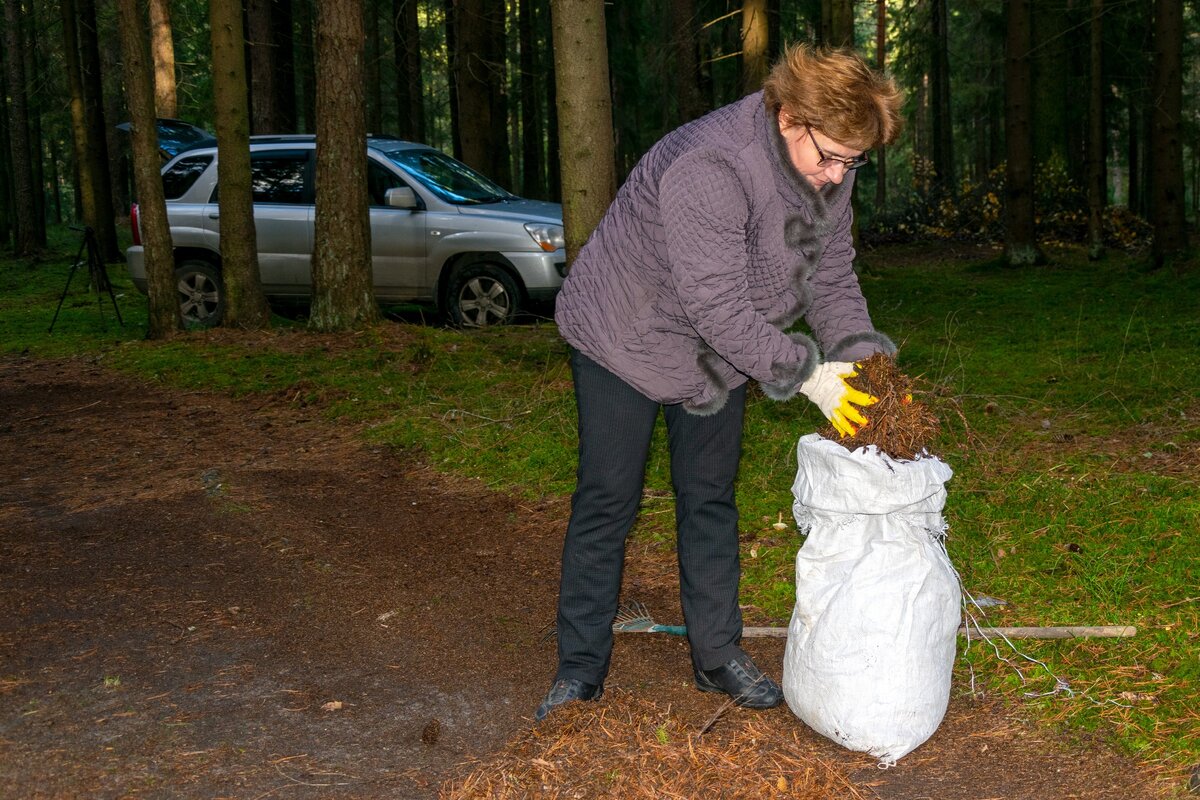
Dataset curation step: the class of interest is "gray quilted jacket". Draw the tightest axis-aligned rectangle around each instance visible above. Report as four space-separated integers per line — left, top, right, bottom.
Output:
555 91 895 415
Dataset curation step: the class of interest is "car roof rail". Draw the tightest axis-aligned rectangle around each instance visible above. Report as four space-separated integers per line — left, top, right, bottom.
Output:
249 134 316 144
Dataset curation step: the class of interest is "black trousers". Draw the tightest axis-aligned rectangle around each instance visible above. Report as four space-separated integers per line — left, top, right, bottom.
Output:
555 350 747 685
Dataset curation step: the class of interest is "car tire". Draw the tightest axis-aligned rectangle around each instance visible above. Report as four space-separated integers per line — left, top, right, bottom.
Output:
174 259 224 328
447 262 520 327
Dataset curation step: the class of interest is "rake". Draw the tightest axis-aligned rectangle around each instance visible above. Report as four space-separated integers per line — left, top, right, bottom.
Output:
611 601 1137 640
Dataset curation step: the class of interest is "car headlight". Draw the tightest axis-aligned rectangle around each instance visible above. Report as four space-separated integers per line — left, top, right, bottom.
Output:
524 223 565 252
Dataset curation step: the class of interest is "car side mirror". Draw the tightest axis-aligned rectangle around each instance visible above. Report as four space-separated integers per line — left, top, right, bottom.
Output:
385 187 418 209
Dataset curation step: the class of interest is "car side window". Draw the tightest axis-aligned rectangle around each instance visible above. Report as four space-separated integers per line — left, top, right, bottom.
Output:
162 155 214 200
250 151 311 204
368 161 410 207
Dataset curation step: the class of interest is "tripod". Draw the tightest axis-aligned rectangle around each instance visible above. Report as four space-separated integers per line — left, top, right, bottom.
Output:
48 226 124 333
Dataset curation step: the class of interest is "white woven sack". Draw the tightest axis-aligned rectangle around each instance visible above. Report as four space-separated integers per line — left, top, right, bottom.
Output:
782 434 959 763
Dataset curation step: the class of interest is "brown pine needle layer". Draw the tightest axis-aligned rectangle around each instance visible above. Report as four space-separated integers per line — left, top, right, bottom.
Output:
439 689 867 799
820 353 940 460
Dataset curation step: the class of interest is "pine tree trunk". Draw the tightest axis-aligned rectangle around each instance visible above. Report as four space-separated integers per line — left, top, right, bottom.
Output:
116 0 181 338
0 48 11 249
366 3 382 134
741 0 769 96
148 0 177 118
310 0 378 331
3 0 38 256
874 0 888 211
211 0 271 328
825 0 854 47
61 0 99 233
669 0 704 124
550 0 615 264
77 0 120 261
444 0 462 159
455 0 509 185
518 0 543 198
296 0 317 133
393 0 424 142
273 0 297 132
1003 0 1044 266
246 0 278 134
1085 0 1106 261
1149 0 1187 264
930 0 953 192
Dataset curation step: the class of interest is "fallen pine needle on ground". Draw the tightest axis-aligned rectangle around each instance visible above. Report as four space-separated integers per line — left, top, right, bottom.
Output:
439 689 867 799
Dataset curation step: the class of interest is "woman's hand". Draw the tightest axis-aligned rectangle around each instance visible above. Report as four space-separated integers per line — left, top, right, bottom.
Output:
799 361 877 437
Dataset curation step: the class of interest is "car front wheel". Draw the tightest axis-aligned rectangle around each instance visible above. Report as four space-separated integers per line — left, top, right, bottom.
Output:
447 262 520 327
174 259 224 327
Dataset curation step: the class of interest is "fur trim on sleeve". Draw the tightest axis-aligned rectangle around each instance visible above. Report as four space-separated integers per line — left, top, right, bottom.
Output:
825 330 897 362
760 333 820 401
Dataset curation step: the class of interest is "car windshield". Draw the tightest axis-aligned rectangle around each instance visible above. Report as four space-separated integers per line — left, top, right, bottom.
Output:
384 148 512 205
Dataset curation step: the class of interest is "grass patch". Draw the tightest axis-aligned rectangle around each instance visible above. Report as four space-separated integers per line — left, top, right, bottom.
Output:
4 228 1197 784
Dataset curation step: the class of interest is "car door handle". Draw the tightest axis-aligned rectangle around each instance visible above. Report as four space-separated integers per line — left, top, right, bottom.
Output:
208 213 220 220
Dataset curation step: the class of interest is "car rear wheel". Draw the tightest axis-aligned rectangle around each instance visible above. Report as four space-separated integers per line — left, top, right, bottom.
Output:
175 259 224 328
447 262 520 327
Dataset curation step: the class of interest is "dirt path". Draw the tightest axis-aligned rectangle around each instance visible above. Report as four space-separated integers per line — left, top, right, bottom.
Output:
0 356 1169 799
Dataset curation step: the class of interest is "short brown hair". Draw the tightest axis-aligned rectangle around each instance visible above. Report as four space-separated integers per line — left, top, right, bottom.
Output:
762 43 903 150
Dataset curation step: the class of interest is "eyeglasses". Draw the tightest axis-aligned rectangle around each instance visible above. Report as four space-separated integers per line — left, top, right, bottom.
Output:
805 124 869 171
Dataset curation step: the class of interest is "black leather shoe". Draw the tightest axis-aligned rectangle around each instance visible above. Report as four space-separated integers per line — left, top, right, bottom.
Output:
534 678 603 722
694 654 783 709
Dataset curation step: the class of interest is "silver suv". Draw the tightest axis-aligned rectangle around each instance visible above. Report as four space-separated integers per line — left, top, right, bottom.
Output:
126 135 566 327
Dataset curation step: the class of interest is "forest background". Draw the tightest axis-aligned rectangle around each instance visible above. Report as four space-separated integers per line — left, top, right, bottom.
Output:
1 0 1197 291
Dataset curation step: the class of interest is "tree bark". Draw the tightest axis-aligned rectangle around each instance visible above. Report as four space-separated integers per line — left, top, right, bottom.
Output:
741 0 769 96
444 0 462 159
874 0 888 211
366 3 383 134
518 0 543 198
930 0 954 192
669 0 705 125
1003 0 1044 266
3 0 38 256
392 0 424 142
1085 0 1105 261
272 0 297 132
211 0 271 328
824 0 854 47
246 0 278 134
296 0 317 132
148 0 177 118
455 0 510 186
61 0 98 232
116 0 181 338
1149 0 1187 264
77 0 120 261
310 0 378 331
550 0 615 265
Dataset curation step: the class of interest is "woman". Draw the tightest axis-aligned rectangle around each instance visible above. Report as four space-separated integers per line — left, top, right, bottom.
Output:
538 44 903 721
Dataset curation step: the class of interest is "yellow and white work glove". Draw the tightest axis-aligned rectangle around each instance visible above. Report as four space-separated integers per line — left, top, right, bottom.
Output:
799 361 877 438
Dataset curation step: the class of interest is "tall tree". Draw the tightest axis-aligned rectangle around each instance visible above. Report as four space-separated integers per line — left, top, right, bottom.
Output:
824 0 854 47
518 0 543 197
1149 0 1188 264
930 0 953 191
670 0 705 124
77 0 120 261
210 0 271 328
551 0 615 264
454 0 510 186
310 0 378 330
148 0 177 118
874 0 888 210
116 0 181 338
393 0 424 141
60 0 100 235
246 0 277 133
296 0 317 132
3 0 38 255
272 0 297 132
366 2 383 133
741 0 769 95
1003 0 1043 266
1085 0 1105 261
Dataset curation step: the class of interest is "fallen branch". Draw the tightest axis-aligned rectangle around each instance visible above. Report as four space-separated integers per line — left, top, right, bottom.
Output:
624 624 1138 640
